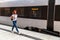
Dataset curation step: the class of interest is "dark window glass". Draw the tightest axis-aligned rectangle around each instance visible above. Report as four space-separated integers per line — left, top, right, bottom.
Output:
0 6 47 20
0 8 5 16
4 8 10 16
0 8 10 16
16 8 24 17
41 6 47 19
55 5 60 21
29 8 41 19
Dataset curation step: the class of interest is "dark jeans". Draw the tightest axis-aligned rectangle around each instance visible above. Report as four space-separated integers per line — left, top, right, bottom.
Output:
12 21 19 33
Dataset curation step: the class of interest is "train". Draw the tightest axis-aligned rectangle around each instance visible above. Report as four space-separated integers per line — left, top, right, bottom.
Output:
0 0 60 33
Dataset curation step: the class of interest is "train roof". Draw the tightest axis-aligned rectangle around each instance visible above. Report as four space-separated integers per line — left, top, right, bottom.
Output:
0 0 60 7
0 0 48 7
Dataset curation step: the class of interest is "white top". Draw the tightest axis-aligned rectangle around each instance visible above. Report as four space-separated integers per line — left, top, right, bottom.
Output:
12 14 18 21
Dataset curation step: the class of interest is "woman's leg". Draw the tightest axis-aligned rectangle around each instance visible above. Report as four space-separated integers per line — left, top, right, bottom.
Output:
14 21 19 33
12 21 15 31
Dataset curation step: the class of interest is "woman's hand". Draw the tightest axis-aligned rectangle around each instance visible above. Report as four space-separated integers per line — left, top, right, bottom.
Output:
10 16 13 20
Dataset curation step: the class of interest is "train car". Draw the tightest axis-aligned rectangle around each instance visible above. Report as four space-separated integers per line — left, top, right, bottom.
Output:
0 0 60 34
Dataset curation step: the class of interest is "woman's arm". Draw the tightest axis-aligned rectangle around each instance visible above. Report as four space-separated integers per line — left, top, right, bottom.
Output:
10 15 13 20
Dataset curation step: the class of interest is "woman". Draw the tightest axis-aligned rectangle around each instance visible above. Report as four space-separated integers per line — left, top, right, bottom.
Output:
10 9 19 34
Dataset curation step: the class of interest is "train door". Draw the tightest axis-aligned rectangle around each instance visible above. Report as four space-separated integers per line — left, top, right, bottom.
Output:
54 0 60 33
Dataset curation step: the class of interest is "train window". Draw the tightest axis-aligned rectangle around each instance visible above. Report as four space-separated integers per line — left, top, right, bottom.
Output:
29 8 41 19
0 8 1 16
28 6 47 19
0 8 5 16
0 6 47 20
16 8 24 17
40 6 47 19
0 8 10 16
4 8 10 16
55 5 60 21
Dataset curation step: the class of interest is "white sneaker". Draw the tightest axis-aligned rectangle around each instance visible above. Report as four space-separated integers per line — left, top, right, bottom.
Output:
17 32 21 34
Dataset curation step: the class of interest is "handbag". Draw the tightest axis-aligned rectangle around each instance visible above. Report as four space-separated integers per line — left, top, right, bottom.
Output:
11 16 13 20
11 18 13 20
